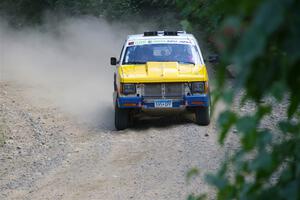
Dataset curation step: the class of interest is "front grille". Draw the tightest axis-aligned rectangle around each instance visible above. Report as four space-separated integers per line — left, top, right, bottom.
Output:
143 83 184 99
165 83 184 97
144 83 162 98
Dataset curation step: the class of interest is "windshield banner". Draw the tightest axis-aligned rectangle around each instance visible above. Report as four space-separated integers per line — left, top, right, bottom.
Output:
127 39 192 46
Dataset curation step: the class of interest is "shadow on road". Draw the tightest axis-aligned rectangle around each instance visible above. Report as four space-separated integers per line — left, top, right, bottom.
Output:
130 113 195 130
91 108 196 132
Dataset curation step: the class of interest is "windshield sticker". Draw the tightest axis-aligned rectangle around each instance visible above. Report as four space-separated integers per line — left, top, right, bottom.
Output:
127 39 192 46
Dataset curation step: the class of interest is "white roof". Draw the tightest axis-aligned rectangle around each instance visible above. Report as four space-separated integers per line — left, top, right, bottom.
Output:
128 32 195 40
126 32 197 46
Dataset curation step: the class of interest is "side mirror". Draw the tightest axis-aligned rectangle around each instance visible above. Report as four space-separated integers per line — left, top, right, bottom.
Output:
207 55 219 64
110 57 117 65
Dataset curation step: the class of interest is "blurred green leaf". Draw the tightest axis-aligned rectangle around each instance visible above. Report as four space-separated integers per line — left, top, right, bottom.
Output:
270 82 285 101
186 168 199 183
178 0 300 199
279 121 300 134
187 194 206 200
218 110 237 144
249 150 272 173
223 89 234 105
257 130 272 149
236 116 256 133
256 105 272 119
206 174 229 190
288 94 300 118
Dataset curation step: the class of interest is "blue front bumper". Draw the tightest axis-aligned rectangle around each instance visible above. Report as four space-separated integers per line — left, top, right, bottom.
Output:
117 94 210 109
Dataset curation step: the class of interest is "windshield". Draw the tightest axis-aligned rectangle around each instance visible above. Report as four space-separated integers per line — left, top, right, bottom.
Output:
122 43 201 65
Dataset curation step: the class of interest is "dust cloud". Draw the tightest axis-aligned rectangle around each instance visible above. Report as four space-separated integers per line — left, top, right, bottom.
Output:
0 17 145 130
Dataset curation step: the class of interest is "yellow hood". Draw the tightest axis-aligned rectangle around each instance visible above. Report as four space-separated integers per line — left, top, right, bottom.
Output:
118 62 208 83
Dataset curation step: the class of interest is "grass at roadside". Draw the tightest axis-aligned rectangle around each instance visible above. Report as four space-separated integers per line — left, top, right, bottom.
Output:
0 122 6 147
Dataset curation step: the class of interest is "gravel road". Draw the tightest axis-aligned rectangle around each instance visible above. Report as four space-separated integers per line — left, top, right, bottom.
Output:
0 17 288 200
0 80 242 200
0 18 240 199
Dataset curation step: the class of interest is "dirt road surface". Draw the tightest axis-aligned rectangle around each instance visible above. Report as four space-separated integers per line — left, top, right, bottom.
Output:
0 80 240 200
0 18 241 200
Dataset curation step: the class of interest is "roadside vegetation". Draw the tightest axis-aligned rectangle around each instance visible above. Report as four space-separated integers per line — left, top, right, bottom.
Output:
0 132 4 147
178 0 300 199
0 0 178 27
1 0 299 199
0 120 6 147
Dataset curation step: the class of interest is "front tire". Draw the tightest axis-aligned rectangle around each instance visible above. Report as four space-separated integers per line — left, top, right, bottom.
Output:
195 106 210 125
115 104 130 130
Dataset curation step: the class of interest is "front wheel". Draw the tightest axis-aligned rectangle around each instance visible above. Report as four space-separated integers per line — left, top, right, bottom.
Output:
115 104 130 130
195 106 210 125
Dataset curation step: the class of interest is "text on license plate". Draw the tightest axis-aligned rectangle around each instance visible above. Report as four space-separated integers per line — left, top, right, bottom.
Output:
154 100 173 108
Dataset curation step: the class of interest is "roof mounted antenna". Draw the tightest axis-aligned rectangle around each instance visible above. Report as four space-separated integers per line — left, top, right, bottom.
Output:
144 30 187 37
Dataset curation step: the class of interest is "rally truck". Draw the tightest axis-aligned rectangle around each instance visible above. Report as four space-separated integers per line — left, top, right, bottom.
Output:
111 31 217 130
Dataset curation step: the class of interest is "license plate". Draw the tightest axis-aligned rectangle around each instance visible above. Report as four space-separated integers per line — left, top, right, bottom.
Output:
154 99 173 108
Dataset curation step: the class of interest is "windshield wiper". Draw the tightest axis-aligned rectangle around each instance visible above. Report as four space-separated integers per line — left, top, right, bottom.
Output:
178 61 195 65
125 61 146 64
159 60 195 65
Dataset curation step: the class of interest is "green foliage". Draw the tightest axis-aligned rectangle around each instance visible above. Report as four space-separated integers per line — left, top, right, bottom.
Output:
186 167 200 183
187 194 206 200
178 0 300 199
0 121 6 147
0 132 4 147
175 0 224 44
0 0 136 24
0 0 176 25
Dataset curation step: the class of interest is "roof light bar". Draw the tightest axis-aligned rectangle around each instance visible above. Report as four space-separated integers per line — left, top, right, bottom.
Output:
164 31 178 36
143 31 186 37
144 31 158 36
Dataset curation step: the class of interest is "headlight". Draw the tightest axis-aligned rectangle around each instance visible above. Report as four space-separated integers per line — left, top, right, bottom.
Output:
122 83 136 95
191 82 205 93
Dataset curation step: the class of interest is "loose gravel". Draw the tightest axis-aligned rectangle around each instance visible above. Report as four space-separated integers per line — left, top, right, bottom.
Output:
1 81 285 200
